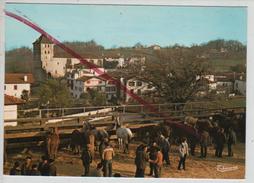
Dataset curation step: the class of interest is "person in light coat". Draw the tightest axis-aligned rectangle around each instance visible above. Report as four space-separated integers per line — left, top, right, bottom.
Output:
177 137 189 170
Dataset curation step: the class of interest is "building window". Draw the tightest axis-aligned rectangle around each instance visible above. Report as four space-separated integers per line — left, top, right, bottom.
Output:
4 85 6 90
14 85 17 90
137 81 142 86
137 89 141 95
48 51 50 54
128 81 135 86
87 81 90 84
99 80 102 84
45 51 47 54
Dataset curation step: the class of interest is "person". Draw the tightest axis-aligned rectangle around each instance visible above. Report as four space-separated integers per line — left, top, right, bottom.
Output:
200 130 209 158
113 173 122 177
135 144 148 177
38 155 50 176
30 164 40 176
227 127 237 157
81 146 92 176
177 137 189 170
48 158 57 176
102 142 115 177
89 163 104 177
21 156 33 175
10 161 21 175
215 128 226 158
150 147 163 178
148 142 157 176
161 137 170 165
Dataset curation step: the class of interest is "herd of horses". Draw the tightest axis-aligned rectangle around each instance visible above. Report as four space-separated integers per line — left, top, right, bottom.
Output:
44 111 245 160
45 121 133 159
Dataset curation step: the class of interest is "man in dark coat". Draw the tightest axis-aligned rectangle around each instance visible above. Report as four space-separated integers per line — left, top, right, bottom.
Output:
227 127 237 157
200 130 209 158
81 146 92 176
215 128 226 157
38 155 50 176
21 156 33 175
10 161 21 175
161 137 170 165
147 142 157 176
135 144 148 177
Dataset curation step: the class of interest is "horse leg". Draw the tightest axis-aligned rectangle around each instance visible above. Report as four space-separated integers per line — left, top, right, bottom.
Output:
118 138 121 150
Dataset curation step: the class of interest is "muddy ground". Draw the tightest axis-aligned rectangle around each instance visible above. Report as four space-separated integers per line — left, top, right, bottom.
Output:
3 141 245 179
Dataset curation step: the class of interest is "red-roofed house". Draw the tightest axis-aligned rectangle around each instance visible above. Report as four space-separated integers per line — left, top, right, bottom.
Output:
4 94 24 126
4 73 34 99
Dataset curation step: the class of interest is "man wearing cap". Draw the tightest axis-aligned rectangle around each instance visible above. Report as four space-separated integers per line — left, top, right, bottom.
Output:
102 142 115 177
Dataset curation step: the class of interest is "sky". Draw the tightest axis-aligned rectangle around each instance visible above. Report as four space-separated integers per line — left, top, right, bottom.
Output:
5 3 247 50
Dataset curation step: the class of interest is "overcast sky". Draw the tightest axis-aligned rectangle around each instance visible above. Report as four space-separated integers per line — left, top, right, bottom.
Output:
5 4 247 50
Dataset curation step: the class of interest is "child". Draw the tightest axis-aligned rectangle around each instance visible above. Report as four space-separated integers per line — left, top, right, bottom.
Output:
177 137 189 170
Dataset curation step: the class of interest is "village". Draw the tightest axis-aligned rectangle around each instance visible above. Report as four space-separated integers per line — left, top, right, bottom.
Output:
3 32 246 179
4 35 246 126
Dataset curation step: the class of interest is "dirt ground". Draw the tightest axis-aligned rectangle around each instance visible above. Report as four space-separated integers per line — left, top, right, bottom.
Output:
3 141 245 179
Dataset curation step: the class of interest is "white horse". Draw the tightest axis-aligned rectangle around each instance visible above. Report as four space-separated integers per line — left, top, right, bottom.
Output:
116 126 133 153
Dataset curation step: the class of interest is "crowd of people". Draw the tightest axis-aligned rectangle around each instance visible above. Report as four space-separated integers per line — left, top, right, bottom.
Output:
9 155 56 176
8 125 237 178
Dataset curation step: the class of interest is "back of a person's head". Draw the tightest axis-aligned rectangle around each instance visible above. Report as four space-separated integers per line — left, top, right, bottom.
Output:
105 142 109 146
32 164 38 169
114 173 121 177
14 161 20 167
97 163 103 169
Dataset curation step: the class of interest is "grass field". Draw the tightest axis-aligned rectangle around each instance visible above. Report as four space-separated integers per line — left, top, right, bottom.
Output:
208 58 246 72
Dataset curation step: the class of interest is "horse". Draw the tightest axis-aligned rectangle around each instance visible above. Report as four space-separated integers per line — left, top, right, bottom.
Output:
46 127 60 159
70 129 83 154
90 128 109 151
115 124 133 153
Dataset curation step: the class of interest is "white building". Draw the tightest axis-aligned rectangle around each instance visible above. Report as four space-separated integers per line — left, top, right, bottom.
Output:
71 74 117 100
33 35 104 78
125 78 155 102
151 44 161 50
127 57 146 65
4 73 34 98
104 57 125 68
4 94 24 126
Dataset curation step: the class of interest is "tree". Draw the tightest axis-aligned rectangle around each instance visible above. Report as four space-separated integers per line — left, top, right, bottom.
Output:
21 90 29 102
230 64 246 73
79 89 107 106
117 48 208 104
37 79 73 108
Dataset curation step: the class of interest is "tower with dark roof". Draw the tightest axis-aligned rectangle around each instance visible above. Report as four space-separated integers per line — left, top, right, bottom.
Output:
32 35 53 81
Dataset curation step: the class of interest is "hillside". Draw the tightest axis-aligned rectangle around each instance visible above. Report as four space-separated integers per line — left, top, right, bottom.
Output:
5 39 246 73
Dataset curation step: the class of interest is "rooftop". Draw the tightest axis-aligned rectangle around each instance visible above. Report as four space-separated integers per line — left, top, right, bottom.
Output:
4 94 24 105
5 73 34 84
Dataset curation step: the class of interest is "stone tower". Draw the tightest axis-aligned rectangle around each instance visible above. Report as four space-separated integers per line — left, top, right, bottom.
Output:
32 35 54 82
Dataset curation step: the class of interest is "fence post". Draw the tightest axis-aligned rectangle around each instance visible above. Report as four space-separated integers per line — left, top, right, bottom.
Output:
83 107 86 113
62 108 64 116
39 109 42 119
123 105 126 114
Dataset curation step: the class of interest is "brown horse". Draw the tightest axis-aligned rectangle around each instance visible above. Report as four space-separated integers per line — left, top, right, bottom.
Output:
46 127 60 159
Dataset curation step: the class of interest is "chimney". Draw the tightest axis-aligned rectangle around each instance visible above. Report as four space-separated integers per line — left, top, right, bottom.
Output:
24 75 28 82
